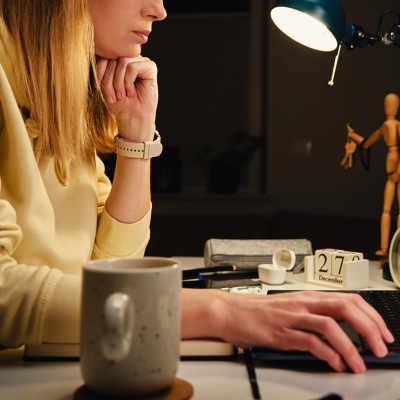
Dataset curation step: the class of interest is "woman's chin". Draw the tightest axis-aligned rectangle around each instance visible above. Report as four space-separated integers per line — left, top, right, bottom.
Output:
95 45 142 60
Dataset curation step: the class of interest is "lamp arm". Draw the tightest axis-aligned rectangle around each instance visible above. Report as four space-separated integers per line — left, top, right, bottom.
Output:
376 10 400 36
382 24 400 47
342 10 400 50
343 24 380 50
377 10 400 47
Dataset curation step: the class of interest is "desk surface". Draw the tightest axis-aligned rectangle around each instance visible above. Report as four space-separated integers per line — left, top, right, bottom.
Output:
1 258 399 400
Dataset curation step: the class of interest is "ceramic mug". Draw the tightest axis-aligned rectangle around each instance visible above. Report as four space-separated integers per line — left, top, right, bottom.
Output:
80 257 181 397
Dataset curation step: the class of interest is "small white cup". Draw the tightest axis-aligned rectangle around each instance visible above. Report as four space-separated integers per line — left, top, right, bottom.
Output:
80 257 181 397
258 263 286 285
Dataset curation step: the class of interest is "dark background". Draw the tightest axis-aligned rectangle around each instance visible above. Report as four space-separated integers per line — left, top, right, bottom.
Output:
103 0 400 260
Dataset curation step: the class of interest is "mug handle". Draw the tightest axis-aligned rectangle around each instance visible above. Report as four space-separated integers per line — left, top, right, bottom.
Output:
102 292 134 360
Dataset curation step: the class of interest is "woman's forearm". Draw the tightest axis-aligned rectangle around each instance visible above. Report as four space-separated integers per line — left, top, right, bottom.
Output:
106 156 151 223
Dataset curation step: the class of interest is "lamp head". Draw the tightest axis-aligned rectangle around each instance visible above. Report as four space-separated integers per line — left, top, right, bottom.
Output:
270 1 400 85
270 0 346 51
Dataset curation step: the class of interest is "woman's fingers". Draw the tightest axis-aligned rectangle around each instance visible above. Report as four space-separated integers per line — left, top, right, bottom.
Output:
94 57 108 89
278 292 393 371
93 56 158 139
98 59 118 103
276 291 393 346
305 293 393 358
279 325 348 373
113 58 141 99
348 293 395 343
97 57 156 102
291 312 366 373
226 291 393 373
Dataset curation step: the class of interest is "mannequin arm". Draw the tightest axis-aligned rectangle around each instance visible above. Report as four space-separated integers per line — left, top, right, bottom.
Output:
346 123 365 145
362 127 382 148
341 123 364 169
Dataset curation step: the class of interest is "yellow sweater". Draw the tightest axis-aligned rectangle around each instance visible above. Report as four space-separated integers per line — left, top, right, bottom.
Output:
0 62 151 347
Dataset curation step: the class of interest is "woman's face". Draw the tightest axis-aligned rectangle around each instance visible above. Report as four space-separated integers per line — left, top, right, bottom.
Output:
89 0 166 59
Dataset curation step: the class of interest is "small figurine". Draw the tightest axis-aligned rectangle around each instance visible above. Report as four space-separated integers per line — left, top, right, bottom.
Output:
341 93 400 256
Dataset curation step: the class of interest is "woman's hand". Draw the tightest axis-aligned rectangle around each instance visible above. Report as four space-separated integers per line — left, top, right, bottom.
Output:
96 56 157 223
95 56 158 142
181 289 394 373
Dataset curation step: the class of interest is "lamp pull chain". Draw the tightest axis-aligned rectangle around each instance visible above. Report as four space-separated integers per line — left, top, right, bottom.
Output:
328 43 342 86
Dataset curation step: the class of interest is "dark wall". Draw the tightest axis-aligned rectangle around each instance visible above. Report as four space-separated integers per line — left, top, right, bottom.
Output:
123 1 400 258
266 0 400 220
143 9 252 193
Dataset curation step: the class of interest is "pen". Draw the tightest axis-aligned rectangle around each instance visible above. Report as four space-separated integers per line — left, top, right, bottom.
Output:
182 265 234 280
316 394 343 400
244 348 261 400
182 268 259 288
198 270 259 280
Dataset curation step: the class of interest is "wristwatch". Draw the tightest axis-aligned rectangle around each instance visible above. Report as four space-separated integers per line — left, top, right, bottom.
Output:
114 131 163 159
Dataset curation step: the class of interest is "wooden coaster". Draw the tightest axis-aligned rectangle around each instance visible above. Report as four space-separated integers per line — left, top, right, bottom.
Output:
74 378 193 400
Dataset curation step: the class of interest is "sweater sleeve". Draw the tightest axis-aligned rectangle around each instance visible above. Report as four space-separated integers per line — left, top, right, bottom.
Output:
0 200 81 348
92 155 151 259
0 63 151 348
0 63 81 348
0 157 151 348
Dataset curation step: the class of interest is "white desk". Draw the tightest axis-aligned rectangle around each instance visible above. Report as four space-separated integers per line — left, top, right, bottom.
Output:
1 258 399 400
177 256 399 291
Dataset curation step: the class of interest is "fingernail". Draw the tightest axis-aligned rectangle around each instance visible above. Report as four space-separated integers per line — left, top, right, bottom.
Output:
336 360 347 373
385 328 395 343
353 360 366 373
376 341 388 358
116 91 123 100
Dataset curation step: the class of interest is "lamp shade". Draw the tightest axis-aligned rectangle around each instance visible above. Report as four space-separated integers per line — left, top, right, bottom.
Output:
270 0 346 51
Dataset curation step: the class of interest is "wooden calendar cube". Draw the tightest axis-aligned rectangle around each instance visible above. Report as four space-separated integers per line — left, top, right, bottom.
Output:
314 249 335 277
314 248 344 281
305 248 369 289
331 250 363 276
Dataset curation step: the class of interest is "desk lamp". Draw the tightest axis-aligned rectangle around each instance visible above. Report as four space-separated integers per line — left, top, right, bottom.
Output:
270 0 400 84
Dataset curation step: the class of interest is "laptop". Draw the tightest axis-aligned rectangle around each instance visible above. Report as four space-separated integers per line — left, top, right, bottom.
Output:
252 290 400 367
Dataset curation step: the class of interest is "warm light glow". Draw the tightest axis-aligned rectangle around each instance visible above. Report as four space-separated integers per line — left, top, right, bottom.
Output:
271 7 338 51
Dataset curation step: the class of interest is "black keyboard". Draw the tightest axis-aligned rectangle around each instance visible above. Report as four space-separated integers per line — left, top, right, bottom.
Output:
357 290 400 352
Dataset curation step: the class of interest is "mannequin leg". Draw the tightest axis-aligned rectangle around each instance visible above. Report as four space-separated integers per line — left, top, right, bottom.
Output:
377 179 395 255
379 213 391 255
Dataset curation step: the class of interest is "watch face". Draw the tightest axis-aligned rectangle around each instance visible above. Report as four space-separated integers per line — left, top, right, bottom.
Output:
389 228 400 288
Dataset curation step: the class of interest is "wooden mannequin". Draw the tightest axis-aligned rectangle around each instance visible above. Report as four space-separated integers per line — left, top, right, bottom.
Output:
341 93 400 256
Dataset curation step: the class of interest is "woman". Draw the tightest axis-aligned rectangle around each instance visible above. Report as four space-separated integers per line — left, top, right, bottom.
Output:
0 0 393 374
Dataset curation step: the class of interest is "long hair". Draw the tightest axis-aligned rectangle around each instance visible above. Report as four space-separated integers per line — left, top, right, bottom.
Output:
0 0 116 165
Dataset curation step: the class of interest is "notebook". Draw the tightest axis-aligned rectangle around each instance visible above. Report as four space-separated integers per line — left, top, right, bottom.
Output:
253 290 400 367
24 339 237 361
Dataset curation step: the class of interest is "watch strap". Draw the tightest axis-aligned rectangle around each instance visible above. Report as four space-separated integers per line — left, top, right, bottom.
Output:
114 131 163 159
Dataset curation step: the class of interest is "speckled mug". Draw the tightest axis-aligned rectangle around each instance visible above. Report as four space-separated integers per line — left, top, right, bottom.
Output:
80 257 181 397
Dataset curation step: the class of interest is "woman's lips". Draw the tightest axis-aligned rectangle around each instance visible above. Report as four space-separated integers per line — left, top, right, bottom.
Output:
133 30 150 43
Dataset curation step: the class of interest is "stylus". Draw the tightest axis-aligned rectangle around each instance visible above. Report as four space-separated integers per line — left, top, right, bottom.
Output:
244 348 261 400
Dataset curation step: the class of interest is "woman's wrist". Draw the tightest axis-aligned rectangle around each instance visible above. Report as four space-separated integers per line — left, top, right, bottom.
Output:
116 119 156 143
181 289 231 340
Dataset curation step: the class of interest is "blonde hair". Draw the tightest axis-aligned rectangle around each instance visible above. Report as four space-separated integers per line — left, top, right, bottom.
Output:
0 0 117 165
